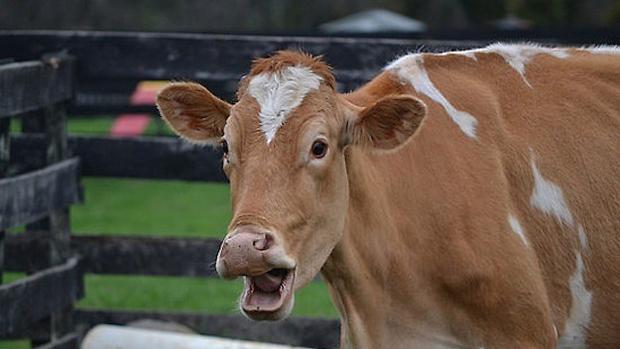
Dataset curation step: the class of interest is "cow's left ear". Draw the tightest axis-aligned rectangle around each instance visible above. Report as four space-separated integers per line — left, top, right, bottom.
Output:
342 95 426 150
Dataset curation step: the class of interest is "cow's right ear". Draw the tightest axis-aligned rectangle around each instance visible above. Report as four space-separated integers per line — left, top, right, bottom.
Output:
157 82 231 144
341 95 426 150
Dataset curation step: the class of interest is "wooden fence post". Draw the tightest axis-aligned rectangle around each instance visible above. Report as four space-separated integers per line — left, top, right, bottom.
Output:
0 117 10 284
45 103 74 341
21 110 49 235
21 103 75 345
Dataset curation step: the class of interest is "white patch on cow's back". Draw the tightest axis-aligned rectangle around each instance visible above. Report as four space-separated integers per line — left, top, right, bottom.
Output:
579 45 620 55
437 50 478 61
577 225 588 250
385 55 478 138
508 214 528 246
248 66 322 143
556 224 592 347
460 51 478 61
484 43 570 87
557 252 592 348
529 157 575 227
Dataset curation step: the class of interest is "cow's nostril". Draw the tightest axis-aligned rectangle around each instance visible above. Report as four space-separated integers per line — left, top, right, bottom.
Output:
253 235 267 250
253 233 273 251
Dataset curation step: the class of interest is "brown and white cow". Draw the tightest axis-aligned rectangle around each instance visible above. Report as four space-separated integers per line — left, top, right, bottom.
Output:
157 44 620 348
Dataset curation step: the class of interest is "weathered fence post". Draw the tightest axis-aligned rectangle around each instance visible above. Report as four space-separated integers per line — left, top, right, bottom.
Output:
21 89 76 346
0 117 9 284
46 102 75 341
22 103 72 263
0 53 82 348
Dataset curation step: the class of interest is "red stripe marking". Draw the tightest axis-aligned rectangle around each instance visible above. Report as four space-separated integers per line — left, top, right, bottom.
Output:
110 114 151 137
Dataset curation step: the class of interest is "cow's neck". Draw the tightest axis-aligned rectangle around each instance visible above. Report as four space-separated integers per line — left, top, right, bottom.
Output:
322 147 421 349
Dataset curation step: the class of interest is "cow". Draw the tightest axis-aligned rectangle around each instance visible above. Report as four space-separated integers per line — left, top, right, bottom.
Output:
156 44 620 348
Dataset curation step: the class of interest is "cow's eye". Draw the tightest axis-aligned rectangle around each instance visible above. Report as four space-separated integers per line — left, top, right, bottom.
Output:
221 139 229 156
311 140 328 159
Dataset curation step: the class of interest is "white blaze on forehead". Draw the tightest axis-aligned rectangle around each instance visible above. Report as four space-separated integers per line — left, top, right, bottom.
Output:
386 54 478 138
248 65 322 143
529 157 575 227
484 43 570 87
508 214 528 246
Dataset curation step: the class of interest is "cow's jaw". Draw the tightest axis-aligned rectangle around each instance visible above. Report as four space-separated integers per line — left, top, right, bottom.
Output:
241 268 296 320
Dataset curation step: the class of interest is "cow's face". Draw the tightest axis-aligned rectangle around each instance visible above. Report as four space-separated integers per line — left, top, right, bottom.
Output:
157 51 425 321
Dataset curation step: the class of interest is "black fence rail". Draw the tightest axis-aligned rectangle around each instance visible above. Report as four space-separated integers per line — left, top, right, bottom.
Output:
7 233 220 277
0 30 482 115
0 54 83 348
12 134 224 182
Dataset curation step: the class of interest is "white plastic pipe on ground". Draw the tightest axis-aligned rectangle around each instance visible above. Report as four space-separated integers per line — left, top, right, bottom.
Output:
81 324 315 349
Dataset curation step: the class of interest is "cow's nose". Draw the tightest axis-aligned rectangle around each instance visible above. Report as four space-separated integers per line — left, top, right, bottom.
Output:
221 229 273 255
216 226 275 278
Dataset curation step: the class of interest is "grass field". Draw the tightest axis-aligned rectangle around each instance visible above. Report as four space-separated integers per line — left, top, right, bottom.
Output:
2 117 337 348
72 177 338 318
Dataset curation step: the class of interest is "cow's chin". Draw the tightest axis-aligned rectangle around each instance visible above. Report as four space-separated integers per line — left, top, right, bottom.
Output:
240 268 296 321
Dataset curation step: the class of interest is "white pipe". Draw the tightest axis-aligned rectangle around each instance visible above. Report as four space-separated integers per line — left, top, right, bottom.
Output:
81 324 315 349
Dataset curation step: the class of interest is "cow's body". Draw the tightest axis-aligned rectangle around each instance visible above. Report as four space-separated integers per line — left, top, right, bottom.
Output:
158 44 620 348
326 45 620 348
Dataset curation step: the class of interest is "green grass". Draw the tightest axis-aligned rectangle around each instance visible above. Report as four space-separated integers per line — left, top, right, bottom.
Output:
65 117 114 134
72 178 232 237
144 117 175 136
79 274 337 318
3 272 24 283
0 337 27 348
70 178 337 317
9 116 114 135
70 178 336 317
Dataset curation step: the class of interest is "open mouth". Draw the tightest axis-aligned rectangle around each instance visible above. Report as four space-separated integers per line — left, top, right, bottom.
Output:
241 268 295 317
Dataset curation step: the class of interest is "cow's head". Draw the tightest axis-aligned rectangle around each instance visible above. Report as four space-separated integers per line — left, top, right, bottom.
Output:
157 51 426 321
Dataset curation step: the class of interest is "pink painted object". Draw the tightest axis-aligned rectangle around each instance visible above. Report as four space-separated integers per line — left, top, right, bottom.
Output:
110 81 168 137
110 114 151 137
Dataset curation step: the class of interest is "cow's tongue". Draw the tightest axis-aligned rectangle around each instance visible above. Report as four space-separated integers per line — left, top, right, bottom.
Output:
243 269 293 313
254 270 285 292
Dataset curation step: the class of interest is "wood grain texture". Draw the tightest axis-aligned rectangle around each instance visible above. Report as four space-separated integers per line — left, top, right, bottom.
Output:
0 55 74 117
12 134 225 182
0 158 81 230
6 233 221 277
0 257 83 337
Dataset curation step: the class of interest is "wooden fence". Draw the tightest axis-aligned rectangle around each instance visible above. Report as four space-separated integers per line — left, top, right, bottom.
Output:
0 30 481 115
0 53 83 348
0 30 491 348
